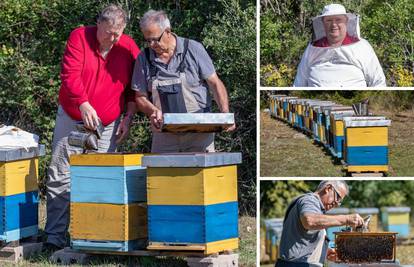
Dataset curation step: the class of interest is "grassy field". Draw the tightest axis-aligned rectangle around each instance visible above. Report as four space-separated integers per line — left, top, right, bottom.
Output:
260 109 414 177
7 202 256 267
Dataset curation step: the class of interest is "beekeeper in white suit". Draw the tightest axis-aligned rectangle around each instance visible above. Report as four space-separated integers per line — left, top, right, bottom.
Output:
294 3 386 87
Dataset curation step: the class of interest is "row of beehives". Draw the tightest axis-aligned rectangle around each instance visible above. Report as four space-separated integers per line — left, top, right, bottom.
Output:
263 206 411 262
69 152 241 254
1 150 241 255
269 95 391 173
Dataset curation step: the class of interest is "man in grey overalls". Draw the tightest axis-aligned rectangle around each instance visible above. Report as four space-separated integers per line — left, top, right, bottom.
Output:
131 10 235 153
276 181 364 267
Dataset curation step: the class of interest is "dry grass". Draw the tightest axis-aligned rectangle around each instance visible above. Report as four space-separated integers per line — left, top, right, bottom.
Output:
260 109 414 177
260 111 343 177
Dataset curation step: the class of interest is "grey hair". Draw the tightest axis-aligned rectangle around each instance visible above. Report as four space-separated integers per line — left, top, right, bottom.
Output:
98 4 128 27
140 10 171 31
317 180 349 195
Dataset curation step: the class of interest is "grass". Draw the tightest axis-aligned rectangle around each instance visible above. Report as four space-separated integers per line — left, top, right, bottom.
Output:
260 110 343 177
10 201 256 267
260 108 414 177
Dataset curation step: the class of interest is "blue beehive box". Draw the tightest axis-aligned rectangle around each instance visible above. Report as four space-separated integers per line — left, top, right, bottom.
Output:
70 153 147 204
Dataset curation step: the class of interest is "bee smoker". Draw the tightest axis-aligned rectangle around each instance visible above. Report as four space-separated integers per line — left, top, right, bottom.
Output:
68 121 104 152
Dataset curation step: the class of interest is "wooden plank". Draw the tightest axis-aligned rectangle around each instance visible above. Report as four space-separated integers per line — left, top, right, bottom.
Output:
70 153 145 166
351 172 384 177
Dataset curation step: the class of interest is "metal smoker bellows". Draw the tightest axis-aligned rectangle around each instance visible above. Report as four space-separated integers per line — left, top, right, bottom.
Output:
68 121 104 151
334 232 397 264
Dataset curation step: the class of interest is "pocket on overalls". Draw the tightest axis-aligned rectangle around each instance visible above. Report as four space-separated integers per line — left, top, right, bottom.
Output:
157 83 187 113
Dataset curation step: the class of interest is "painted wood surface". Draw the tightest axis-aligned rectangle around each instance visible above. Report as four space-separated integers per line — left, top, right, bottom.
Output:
0 225 38 242
0 158 38 196
148 202 238 244
147 166 237 205
346 146 388 165
0 191 38 233
70 202 147 241
70 153 144 166
71 239 146 252
346 127 388 147
71 166 146 204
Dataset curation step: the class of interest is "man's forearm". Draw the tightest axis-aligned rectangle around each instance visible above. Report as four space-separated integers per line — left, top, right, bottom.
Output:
135 93 159 117
213 80 230 113
301 214 348 230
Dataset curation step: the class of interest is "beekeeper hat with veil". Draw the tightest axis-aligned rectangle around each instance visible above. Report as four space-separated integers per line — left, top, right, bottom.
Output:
311 3 360 43
293 3 386 87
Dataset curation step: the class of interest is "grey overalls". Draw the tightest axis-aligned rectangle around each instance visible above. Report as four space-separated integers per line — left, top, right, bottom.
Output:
145 39 214 153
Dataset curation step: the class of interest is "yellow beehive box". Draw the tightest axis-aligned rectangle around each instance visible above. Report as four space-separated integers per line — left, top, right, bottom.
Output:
0 158 38 196
147 165 237 205
70 153 144 166
345 127 388 147
70 202 147 241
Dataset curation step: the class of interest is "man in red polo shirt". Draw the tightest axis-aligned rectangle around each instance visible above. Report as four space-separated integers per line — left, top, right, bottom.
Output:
43 4 139 251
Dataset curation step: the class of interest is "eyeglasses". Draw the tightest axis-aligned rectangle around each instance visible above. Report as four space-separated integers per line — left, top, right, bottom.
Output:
331 186 343 206
144 30 165 45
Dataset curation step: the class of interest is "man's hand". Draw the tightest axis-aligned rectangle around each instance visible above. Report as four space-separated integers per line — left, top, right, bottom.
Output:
150 109 163 132
346 213 364 228
79 102 100 130
326 248 337 262
116 115 133 144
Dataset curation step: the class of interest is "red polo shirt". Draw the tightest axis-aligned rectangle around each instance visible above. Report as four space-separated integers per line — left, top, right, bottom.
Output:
313 33 359 47
58 26 139 126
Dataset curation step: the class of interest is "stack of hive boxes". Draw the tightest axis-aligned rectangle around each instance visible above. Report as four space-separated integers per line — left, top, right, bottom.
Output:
264 218 283 262
0 147 43 242
70 153 147 251
323 106 353 151
381 207 411 238
343 116 391 172
329 110 356 158
144 152 241 254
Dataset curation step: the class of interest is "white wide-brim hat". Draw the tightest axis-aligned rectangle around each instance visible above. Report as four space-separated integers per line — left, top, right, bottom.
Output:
312 3 360 42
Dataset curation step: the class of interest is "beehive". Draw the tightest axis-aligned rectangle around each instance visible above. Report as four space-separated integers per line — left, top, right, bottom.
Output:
144 152 241 254
381 207 411 238
334 232 396 264
269 223 283 262
269 95 286 118
263 218 283 256
321 106 351 148
326 207 350 246
329 111 355 158
280 97 297 120
343 116 391 173
0 146 43 242
70 153 147 251
351 208 379 232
